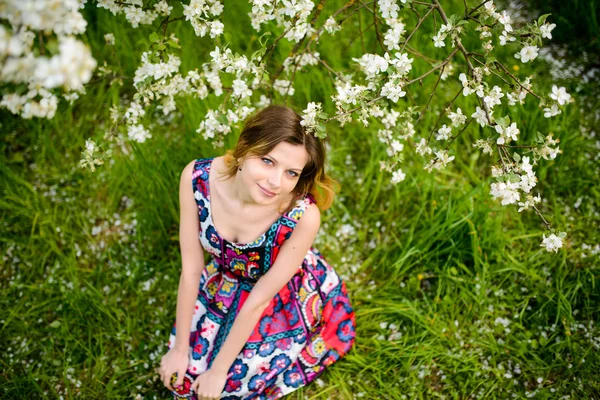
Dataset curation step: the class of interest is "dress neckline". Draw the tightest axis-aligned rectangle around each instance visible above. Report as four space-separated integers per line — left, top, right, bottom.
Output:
206 157 289 247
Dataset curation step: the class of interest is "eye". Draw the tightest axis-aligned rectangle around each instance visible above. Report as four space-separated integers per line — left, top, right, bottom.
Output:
263 157 299 177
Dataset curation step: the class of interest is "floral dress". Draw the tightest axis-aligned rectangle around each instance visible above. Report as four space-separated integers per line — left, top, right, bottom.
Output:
167 157 356 399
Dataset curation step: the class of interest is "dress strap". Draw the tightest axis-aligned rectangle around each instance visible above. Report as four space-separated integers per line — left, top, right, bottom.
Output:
283 193 317 224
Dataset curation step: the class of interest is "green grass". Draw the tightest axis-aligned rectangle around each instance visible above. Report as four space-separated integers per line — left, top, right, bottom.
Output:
1 1 599 399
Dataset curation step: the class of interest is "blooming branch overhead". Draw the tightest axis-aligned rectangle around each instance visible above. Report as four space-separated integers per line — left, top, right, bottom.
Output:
0 0 571 252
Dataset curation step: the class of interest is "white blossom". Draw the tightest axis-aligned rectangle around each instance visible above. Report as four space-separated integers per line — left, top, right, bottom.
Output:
448 108 467 127
323 17 341 34
550 85 571 105
127 124 152 143
541 233 565 253
273 79 295 96
540 22 556 39
391 168 406 184
436 124 452 141
515 45 539 63
381 81 406 102
471 107 489 127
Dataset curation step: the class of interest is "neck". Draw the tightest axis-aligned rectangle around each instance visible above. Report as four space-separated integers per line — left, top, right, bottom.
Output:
231 172 260 209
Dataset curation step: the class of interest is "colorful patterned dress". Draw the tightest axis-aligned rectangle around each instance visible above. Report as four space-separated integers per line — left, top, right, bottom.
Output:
167 157 356 399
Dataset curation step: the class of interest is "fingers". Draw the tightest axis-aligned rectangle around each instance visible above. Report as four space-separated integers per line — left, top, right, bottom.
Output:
173 368 185 391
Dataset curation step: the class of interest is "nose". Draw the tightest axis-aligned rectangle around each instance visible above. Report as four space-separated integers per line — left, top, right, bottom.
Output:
267 169 282 190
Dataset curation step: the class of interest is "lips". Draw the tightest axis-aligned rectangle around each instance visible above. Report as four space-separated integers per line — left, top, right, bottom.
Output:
258 184 276 196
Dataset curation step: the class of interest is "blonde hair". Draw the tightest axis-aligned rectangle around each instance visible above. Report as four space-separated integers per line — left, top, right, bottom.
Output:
219 105 339 215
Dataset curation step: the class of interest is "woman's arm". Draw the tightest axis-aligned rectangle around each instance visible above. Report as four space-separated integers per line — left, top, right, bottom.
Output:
173 160 207 351
160 160 207 391
209 203 321 374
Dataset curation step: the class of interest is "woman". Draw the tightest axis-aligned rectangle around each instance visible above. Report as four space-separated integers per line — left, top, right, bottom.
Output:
159 105 356 399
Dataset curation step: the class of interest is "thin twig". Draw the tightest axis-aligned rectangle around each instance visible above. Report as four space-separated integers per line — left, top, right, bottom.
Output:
400 6 435 54
416 64 446 124
405 48 459 86
532 205 552 229
493 61 543 100
433 0 494 126
467 0 492 17
372 0 386 52
427 87 462 142
445 117 473 148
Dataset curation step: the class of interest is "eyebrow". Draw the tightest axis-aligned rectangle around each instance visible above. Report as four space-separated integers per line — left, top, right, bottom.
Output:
267 155 303 172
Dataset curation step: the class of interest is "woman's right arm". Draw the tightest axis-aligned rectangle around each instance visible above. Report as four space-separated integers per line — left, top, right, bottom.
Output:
160 159 206 391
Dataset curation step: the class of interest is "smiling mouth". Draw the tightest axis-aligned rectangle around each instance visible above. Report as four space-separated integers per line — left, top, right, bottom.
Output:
258 185 277 196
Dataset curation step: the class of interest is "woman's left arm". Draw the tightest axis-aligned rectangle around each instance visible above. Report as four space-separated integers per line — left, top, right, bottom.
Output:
191 204 321 397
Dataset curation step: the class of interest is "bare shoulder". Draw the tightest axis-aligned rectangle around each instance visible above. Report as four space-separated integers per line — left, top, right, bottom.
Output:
296 202 321 234
181 159 196 179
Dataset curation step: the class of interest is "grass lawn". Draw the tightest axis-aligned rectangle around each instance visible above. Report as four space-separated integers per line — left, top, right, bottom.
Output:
1 0 599 398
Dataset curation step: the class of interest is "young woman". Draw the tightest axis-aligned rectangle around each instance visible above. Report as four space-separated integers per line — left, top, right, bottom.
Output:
158 105 356 399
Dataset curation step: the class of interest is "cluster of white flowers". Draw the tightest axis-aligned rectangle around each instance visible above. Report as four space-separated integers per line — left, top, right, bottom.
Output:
249 0 314 42
354 53 390 81
1 0 572 254
424 150 456 172
432 22 454 48
79 139 105 172
384 19 406 51
536 133 562 161
98 0 159 28
323 17 341 35
459 72 484 98
196 109 229 141
490 156 537 206
0 0 96 118
282 52 320 73
540 232 566 253
183 0 224 38
515 45 539 63
299 102 323 136
448 108 467 127
494 122 519 145
472 138 494 155
506 76 531 106
543 85 572 118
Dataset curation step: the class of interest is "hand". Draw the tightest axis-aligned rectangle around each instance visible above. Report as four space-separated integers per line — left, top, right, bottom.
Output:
191 368 227 400
158 347 189 392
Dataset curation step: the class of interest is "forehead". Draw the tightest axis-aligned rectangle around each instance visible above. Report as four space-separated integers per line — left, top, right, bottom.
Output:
268 142 309 167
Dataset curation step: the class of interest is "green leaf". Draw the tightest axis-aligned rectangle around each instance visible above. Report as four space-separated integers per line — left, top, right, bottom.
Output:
318 112 328 119
448 13 460 25
157 44 166 51
456 20 469 27
50 320 61 328
513 152 521 162
495 115 509 128
508 173 520 183
536 132 545 143
167 40 180 49
450 267 458 275
251 49 265 61
558 232 567 239
258 31 272 47
537 13 551 26
149 32 160 43
217 113 228 125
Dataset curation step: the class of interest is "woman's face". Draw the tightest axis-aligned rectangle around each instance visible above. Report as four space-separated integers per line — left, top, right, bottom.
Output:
238 142 309 206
